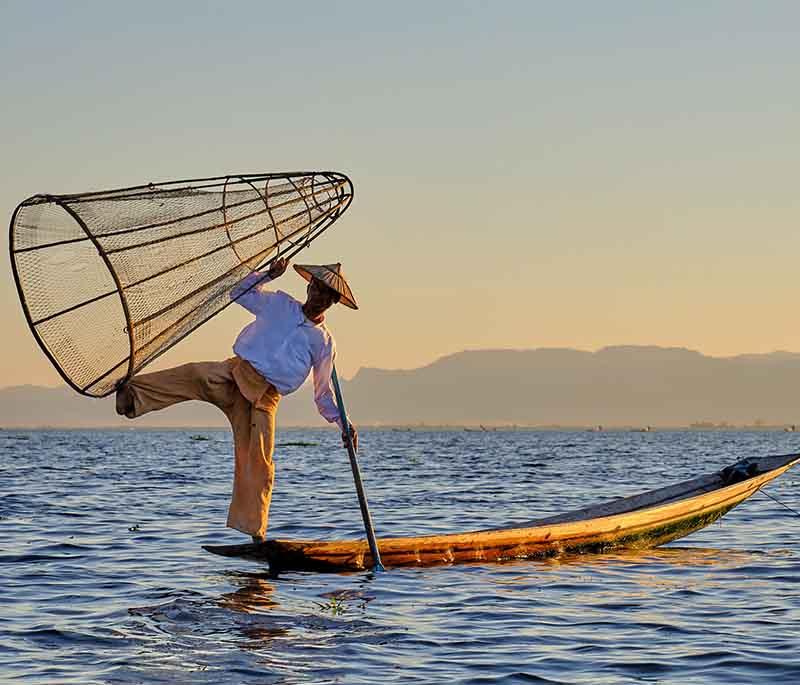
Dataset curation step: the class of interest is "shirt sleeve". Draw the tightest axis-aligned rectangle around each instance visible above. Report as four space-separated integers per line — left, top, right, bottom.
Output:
230 271 272 314
312 339 345 430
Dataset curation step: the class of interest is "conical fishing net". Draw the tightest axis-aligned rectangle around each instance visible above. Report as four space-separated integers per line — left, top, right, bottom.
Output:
9 172 354 397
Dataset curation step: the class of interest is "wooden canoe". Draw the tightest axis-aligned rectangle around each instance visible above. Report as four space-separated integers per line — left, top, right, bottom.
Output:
204 452 799 572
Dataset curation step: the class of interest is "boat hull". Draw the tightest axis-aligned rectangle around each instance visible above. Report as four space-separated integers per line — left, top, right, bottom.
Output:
204 452 799 572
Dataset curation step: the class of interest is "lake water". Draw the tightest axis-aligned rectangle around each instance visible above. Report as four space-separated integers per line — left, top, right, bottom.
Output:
2 428 800 684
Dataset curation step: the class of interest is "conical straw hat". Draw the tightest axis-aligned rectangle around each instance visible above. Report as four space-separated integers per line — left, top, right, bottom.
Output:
293 262 358 309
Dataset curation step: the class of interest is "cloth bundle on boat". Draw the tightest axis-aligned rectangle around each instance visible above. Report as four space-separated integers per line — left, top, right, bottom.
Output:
9 172 353 397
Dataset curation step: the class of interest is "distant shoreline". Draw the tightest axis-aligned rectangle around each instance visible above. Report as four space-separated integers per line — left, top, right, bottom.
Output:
1 424 798 432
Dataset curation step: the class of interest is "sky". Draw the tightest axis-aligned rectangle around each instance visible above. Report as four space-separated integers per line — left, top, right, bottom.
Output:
1 1 798 388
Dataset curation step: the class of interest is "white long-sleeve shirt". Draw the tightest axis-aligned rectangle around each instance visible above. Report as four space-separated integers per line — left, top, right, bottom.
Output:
231 271 343 429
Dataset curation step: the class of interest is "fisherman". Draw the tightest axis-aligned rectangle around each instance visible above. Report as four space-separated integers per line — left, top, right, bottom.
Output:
115 258 358 543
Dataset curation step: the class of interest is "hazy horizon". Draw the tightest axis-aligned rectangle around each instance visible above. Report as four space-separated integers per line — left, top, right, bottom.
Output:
3 343 800 391
4 346 800 428
3 2 799 388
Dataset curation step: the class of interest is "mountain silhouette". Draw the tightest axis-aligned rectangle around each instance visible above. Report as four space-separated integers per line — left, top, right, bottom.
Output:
1 346 799 428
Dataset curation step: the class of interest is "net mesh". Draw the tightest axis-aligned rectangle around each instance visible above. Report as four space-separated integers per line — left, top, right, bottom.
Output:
10 172 354 397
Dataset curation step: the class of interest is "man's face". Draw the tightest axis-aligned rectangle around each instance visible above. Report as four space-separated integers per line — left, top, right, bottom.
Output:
305 278 339 313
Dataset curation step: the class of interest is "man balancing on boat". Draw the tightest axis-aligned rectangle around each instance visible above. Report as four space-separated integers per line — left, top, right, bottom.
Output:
114 258 359 543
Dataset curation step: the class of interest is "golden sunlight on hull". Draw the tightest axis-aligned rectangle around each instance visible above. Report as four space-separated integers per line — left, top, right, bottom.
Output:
204 453 799 572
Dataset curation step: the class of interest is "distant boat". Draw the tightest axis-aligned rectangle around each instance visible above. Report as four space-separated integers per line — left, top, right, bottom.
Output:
205 452 799 572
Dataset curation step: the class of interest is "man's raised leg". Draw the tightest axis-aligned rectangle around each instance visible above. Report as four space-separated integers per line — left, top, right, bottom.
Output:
117 360 236 419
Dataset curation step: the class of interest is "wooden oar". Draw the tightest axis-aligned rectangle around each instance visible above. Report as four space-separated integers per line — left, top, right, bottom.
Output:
331 365 385 572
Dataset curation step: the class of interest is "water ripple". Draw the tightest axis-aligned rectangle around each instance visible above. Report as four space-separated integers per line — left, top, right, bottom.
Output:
1 429 799 683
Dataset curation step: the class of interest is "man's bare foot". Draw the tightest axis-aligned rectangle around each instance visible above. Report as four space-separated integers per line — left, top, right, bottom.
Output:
115 382 135 418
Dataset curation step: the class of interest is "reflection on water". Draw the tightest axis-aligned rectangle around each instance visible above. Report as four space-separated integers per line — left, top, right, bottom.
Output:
217 571 280 614
2 429 800 684
545 545 764 570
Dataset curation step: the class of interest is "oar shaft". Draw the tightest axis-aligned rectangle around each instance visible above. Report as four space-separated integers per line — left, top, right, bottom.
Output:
331 365 384 572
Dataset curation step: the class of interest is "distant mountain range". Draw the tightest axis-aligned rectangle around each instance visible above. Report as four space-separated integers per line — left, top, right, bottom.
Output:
2 346 800 428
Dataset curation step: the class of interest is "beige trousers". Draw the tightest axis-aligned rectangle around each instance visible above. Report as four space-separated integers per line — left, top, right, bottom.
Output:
125 357 280 538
